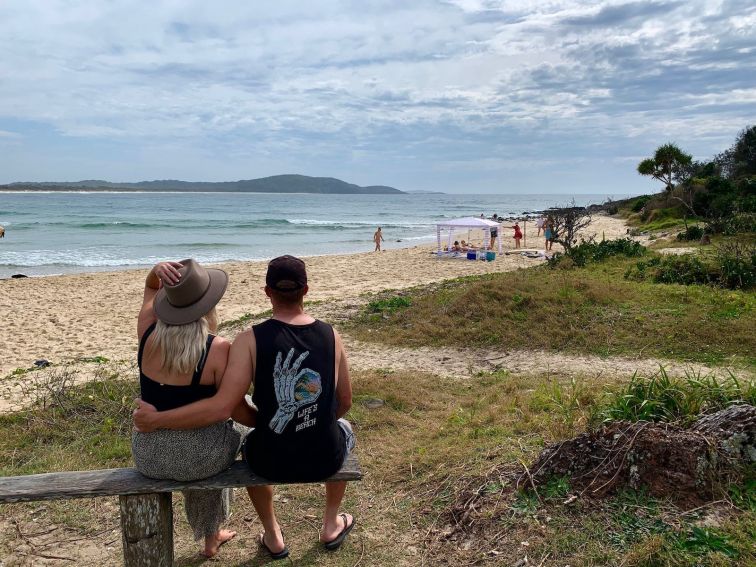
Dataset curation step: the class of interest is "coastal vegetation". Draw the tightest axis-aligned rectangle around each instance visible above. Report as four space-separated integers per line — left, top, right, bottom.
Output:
348 250 756 367
625 125 755 235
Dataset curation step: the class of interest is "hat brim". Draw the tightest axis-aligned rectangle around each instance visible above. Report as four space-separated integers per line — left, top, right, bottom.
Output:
153 268 228 325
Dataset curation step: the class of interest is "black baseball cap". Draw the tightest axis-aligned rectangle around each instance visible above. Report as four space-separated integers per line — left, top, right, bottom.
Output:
266 255 307 291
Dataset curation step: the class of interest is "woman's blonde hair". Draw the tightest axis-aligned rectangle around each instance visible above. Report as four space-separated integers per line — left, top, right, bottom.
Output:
149 308 218 375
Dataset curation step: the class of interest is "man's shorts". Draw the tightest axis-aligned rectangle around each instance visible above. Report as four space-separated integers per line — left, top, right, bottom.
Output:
338 418 356 454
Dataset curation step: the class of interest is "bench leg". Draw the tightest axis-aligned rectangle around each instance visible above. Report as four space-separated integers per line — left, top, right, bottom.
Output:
119 492 173 567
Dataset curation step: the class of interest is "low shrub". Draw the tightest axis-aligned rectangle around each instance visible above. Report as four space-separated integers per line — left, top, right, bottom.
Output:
651 254 715 286
551 238 646 268
676 225 705 241
626 247 755 290
717 242 756 290
631 195 652 213
706 213 756 235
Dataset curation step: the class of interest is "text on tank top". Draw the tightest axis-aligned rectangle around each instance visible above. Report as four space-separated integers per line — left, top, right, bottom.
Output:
246 318 345 482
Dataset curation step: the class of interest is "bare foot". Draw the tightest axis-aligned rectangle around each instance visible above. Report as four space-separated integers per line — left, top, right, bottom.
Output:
320 512 354 544
201 529 237 558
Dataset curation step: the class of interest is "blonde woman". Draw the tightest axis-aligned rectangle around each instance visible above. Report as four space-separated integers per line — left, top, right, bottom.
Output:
131 259 250 558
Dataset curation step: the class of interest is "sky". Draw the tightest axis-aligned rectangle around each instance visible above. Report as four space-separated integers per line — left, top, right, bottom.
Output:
0 1 754 194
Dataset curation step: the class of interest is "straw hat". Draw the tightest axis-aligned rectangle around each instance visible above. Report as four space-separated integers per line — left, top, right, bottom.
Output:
153 259 228 325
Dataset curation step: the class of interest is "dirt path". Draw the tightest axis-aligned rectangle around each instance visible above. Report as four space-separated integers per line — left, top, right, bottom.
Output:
344 338 750 381
2 334 749 414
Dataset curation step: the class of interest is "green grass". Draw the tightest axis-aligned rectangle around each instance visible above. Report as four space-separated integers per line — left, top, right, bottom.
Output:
595 367 755 425
346 257 756 367
0 366 753 565
627 207 690 231
0 367 135 476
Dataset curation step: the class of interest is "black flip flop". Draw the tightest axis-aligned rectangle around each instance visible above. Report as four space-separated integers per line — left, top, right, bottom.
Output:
259 532 289 560
323 513 356 551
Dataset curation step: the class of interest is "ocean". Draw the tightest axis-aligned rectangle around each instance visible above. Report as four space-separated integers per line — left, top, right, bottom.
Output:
0 192 614 278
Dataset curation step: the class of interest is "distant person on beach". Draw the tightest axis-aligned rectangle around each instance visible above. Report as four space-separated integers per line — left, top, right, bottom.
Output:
535 216 545 236
131 259 249 558
544 217 555 251
489 225 498 249
0 225 4 238
512 222 523 249
373 227 384 252
134 255 356 559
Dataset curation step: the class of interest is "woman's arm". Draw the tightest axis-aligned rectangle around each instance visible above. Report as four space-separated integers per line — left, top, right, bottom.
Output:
137 261 183 338
333 330 353 419
133 330 256 431
230 397 258 427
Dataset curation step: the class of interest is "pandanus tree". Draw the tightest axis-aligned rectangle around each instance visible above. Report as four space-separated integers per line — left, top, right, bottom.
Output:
637 143 693 193
638 143 695 227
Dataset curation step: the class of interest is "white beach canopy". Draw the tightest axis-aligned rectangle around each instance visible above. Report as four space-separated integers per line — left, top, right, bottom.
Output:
436 217 503 255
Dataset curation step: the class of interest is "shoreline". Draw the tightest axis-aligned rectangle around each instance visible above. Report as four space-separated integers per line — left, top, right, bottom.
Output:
0 214 632 382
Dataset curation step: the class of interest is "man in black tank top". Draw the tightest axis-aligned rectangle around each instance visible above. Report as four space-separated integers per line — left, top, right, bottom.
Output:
133 256 356 558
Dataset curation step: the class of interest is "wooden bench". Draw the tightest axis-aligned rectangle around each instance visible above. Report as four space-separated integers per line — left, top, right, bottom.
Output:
0 453 361 566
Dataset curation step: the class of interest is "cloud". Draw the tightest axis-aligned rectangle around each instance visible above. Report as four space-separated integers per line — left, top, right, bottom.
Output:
0 0 753 192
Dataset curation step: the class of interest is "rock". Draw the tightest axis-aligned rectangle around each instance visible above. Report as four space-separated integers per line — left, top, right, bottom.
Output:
33 359 50 368
11 274 28 278
362 398 385 409
692 404 756 463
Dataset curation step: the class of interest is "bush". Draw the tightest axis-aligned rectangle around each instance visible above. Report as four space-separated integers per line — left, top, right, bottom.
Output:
676 225 705 241
631 195 652 213
551 238 646 268
625 246 755 290
717 242 756 290
653 255 715 286
626 254 714 286
706 213 756 235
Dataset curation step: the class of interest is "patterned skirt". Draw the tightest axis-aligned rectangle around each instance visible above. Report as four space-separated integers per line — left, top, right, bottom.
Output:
132 420 250 540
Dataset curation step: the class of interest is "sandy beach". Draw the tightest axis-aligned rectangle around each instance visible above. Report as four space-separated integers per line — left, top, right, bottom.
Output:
1 215 633 398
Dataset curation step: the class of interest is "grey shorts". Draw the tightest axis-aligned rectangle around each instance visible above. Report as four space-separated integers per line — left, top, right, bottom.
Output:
338 418 356 454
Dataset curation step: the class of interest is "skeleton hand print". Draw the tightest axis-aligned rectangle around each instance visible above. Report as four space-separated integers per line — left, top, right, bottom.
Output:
269 348 322 434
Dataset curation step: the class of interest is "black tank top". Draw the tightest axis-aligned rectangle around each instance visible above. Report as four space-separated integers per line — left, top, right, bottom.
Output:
138 323 217 412
245 318 345 481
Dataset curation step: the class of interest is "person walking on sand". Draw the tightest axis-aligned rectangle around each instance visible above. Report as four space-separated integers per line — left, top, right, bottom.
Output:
133 255 356 560
131 259 250 558
373 226 384 251
0 225 5 238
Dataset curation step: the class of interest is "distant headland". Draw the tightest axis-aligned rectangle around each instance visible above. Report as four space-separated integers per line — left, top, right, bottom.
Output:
0 174 405 195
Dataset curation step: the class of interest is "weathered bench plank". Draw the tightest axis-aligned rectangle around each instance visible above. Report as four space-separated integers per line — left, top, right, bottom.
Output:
0 453 361 503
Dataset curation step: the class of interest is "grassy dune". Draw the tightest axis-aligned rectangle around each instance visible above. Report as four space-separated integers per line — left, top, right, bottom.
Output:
348 257 756 368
